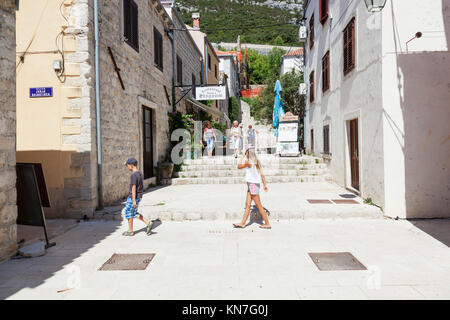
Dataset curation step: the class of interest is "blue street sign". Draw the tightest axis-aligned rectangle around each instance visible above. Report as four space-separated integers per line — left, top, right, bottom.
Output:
30 87 53 98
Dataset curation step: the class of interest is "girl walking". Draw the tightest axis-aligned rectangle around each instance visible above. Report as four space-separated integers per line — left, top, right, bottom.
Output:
233 147 271 229
203 122 216 157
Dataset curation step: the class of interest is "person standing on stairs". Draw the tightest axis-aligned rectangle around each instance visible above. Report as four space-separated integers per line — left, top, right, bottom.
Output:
247 124 258 149
231 120 242 158
203 121 216 157
233 147 271 229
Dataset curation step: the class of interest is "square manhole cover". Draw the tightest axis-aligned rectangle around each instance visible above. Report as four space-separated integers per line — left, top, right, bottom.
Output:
99 253 155 271
307 199 333 204
308 252 367 271
332 199 360 204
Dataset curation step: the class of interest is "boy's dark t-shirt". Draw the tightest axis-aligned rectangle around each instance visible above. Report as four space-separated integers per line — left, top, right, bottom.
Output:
129 171 144 199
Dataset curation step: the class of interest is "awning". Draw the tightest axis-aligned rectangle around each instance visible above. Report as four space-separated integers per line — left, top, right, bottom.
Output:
185 98 228 121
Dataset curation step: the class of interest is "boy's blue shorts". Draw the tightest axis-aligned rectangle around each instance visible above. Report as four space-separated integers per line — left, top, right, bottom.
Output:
124 197 142 220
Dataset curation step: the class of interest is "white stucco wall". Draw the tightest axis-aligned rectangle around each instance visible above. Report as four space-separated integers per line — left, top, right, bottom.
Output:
281 56 303 75
381 0 450 218
218 55 239 99
304 0 385 207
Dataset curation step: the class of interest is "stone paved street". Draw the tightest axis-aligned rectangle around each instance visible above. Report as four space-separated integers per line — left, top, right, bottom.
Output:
0 218 449 300
136 182 383 221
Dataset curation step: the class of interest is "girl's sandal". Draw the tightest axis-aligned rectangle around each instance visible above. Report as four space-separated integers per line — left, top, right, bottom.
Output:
233 224 245 229
122 231 135 236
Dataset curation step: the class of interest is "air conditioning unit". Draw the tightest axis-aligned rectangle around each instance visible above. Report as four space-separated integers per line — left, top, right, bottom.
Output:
299 83 308 95
299 26 307 40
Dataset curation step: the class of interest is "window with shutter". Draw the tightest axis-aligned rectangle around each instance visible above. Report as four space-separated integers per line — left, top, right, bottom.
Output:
123 0 139 52
192 74 196 96
323 125 330 155
154 27 163 71
343 18 355 75
309 14 315 49
320 0 329 24
309 71 315 103
177 55 183 86
322 51 330 93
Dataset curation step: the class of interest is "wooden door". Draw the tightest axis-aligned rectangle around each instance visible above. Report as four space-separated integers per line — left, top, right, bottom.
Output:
349 119 359 190
143 106 154 179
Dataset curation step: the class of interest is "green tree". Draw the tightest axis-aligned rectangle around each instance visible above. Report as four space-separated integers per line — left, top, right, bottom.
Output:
247 48 286 85
247 69 305 124
229 96 241 122
273 35 285 46
281 70 305 117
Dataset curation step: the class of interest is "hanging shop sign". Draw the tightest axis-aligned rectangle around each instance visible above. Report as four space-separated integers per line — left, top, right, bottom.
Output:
195 86 227 101
30 87 53 98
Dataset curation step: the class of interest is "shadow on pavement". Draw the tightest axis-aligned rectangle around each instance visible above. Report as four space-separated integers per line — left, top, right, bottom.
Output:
133 219 162 236
247 206 271 226
410 219 450 248
0 220 122 299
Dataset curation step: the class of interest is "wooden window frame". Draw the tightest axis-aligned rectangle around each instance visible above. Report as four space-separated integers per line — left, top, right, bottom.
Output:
176 55 183 86
192 74 196 96
153 27 163 71
142 106 154 179
322 51 330 93
319 0 329 25
208 54 211 70
123 0 139 52
323 125 330 155
343 18 356 75
309 71 315 103
309 14 315 49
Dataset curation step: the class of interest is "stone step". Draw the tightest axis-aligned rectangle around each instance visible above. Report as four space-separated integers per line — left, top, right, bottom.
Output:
162 175 333 185
174 169 329 178
183 157 323 165
180 163 328 171
139 205 383 221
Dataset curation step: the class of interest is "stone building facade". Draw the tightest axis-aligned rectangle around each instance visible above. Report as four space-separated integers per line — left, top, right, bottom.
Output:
15 0 174 218
0 1 17 261
304 0 450 219
97 0 174 204
162 3 204 114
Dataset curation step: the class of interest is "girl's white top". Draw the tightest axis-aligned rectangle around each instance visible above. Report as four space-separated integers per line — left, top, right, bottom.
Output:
245 164 262 184
231 127 240 139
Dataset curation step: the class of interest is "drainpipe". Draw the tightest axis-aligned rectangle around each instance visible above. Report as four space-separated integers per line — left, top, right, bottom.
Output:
204 40 208 85
94 0 103 209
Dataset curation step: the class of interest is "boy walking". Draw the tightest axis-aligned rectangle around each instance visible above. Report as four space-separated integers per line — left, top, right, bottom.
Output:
123 158 153 236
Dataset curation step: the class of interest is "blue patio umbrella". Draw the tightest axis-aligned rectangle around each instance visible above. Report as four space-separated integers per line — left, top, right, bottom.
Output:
273 80 285 137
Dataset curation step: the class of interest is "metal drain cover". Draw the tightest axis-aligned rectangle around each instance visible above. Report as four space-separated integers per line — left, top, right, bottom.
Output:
99 253 155 271
307 199 333 204
308 252 367 271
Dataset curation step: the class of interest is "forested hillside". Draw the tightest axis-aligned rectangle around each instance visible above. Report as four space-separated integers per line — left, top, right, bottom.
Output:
176 0 303 45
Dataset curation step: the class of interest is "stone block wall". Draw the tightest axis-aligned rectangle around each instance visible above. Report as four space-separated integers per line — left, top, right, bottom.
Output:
172 8 203 113
98 0 174 204
62 0 97 217
0 1 17 261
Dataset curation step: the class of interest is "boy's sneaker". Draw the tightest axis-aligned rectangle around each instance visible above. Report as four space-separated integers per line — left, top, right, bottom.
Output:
146 221 153 235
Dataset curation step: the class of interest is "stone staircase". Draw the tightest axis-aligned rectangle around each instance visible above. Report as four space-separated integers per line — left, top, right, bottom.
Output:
240 100 277 154
163 155 332 186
